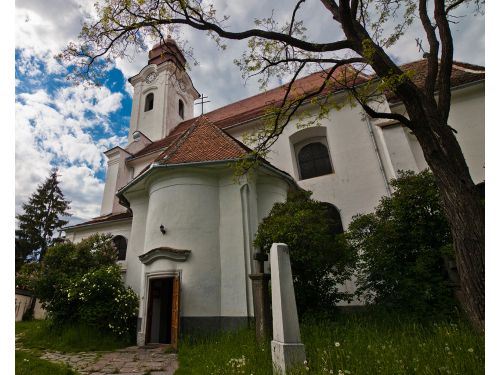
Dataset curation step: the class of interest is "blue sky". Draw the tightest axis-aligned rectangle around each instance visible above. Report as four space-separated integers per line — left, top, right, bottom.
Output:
14 0 485 226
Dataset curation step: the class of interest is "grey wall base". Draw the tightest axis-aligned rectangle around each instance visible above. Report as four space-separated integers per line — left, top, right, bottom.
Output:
181 316 251 337
271 340 306 374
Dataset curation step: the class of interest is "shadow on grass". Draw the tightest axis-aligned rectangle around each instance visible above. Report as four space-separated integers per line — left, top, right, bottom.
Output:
16 320 133 353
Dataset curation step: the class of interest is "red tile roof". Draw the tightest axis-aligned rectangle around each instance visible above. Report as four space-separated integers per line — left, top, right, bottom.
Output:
155 116 251 165
384 59 485 102
201 65 367 129
64 211 132 230
130 59 484 160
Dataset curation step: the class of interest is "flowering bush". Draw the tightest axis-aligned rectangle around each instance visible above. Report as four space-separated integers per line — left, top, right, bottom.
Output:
16 233 138 338
66 265 138 337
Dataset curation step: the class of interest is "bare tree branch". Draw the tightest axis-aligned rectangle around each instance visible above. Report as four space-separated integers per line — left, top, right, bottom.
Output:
289 0 307 36
434 0 454 121
419 0 439 97
445 0 467 15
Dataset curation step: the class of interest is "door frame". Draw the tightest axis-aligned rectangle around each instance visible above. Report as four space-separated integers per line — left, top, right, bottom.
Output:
143 270 181 346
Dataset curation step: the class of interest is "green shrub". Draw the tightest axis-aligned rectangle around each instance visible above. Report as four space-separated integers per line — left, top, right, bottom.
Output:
346 170 455 317
17 233 118 322
16 233 138 338
66 265 138 337
254 190 356 314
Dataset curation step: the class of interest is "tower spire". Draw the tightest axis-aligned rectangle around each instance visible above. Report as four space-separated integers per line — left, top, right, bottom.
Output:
148 36 187 70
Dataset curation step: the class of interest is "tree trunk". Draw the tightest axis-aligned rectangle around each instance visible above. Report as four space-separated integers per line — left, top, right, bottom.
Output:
411 110 485 331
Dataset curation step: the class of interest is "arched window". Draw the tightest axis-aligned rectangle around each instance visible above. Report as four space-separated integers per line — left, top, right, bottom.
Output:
145 93 154 112
298 142 333 180
322 203 344 235
178 99 184 119
112 235 128 261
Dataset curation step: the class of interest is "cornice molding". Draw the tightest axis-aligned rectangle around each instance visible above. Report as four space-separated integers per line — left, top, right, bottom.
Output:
139 247 191 264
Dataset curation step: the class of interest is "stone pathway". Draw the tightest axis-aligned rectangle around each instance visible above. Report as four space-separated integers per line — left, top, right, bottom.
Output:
16 335 178 375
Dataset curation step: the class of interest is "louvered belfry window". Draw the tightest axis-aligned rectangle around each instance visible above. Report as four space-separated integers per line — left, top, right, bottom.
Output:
298 142 333 180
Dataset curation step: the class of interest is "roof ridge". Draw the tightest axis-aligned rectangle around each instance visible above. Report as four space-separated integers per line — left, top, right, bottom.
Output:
153 115 250 166
201 116 254 154
132 58 484 158
202 66 355 117
155 117 202 163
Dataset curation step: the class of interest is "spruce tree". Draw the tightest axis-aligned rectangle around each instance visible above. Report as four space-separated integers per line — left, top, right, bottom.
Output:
15 170 71 268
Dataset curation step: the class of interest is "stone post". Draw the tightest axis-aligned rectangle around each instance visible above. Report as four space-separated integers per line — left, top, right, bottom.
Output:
249 250 272 342
270 243 306 374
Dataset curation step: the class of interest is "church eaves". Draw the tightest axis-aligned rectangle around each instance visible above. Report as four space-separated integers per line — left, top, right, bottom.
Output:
118 116 296 205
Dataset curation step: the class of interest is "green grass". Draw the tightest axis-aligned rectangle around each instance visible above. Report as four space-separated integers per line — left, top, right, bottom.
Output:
16 320 133 353
176 328 273 375
15 350 77 375
176 312 484 375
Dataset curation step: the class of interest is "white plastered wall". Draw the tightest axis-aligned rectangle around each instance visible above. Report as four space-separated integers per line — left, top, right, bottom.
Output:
101 148 132 216
128 63 198 143
118 166 291 339
67 220 132 245
385 82 485 184
228 99 390 227
142 171 222 318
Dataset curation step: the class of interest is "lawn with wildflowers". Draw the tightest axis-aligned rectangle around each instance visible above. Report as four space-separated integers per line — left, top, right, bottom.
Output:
176 312 484 374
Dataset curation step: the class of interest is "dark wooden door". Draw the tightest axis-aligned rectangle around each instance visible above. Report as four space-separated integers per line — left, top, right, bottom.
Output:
171 275 181 350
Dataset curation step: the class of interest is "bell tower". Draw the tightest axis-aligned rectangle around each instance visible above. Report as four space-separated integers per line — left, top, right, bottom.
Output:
127 38 200 143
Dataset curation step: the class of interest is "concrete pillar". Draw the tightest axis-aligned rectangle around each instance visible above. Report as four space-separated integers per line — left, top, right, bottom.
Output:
270 243 306 374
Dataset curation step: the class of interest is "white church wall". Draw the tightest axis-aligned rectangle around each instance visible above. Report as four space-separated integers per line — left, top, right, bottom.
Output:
68 220 132 244
128 63 198 143
379 123 419 177
446 83 485 184
228 100 391 226
218 173 253 318
389 82 485 184
100 148 132 216
143 171 222 318
129 154 159 179
256 174 288 222
125 193 150 295
128 66 168 142
100 157 120 215
403 127 428 171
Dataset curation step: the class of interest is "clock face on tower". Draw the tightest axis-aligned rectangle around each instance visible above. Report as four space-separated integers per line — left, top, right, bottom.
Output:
145 72 157 84
178 80 186 91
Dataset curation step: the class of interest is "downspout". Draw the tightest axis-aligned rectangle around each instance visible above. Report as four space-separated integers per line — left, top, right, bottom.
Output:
240 184 254 318
364 118 392 196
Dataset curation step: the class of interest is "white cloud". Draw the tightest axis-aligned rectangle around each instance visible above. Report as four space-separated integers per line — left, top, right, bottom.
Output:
14 0 484 223
59 165 105 223
54 85 123 124
15 85 123 221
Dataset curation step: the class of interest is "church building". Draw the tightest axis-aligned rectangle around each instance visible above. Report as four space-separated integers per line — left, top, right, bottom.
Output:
64 38 485 347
